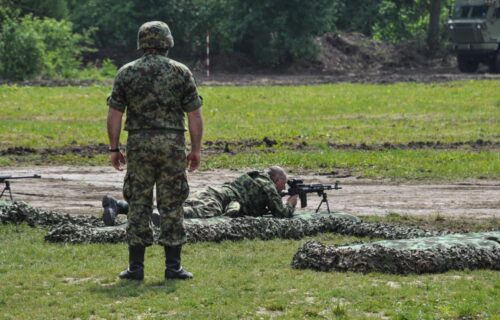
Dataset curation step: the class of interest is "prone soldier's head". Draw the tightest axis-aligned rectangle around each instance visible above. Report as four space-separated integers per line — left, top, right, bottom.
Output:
267 166 288 192
137 21 174 52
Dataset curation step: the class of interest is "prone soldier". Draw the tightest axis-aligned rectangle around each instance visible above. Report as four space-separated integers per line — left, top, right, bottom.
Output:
102 166 299 223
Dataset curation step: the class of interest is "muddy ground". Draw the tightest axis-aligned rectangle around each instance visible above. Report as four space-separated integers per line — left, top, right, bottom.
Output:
3 69 500 88
1 167 498 220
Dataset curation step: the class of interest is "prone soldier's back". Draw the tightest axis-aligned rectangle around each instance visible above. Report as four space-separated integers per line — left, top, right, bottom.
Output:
223 171 294 218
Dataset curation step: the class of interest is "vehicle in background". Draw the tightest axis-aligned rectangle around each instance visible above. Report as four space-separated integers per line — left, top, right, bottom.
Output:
447 0 500 73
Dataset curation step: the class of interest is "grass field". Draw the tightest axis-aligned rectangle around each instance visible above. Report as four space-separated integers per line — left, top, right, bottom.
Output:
0 81 499 180
0 81 499 319
1 224 498 320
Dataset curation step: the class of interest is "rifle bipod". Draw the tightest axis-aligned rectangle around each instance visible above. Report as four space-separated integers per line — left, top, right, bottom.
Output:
315 192 331 213
0 180 13 201
0 175 41 201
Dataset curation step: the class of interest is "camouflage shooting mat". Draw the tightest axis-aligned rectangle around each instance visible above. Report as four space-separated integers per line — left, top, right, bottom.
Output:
2 201 499 273
1 201 446 244
292 233 500 274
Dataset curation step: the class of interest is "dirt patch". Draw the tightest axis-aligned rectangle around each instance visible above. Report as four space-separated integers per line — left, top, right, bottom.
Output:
3 71 500 87
0 144 108 156
197 70 500 86
308 33 447 74
2 140 498 158
0 167 498 220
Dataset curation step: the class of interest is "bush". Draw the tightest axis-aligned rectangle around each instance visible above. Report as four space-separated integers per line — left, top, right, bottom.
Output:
0 18 45 80
204 0 340 67
0 15 91 80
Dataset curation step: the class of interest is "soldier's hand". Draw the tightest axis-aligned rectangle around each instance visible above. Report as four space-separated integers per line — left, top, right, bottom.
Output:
111 151 126 171
186 151 201 172
287 195 299 208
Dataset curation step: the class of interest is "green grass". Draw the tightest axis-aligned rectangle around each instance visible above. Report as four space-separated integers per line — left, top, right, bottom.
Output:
201 82 500 144
1 81 499 148
204 149 500 180
0 81 499 180
1 149 498 180
1 224 498 319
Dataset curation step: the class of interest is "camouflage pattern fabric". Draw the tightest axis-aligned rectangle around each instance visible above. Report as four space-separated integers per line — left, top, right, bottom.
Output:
107 50 202 248
2 201 449 244
292 233 500 274
183 186 237 218
107 53 202 132
124 132 189 247
196 171 295 218
106 171 294 219
2 201 498 273
137 21 174 50
0 201 104 228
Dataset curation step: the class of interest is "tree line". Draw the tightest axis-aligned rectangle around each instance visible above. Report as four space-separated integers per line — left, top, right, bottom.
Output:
0 0 451 80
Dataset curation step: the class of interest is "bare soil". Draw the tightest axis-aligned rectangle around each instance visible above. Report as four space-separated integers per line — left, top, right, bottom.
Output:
1 140 498 159
1 166 498 220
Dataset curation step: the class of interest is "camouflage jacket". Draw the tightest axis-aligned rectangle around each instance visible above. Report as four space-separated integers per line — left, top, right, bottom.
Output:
107 53 202 132
222 171 294 218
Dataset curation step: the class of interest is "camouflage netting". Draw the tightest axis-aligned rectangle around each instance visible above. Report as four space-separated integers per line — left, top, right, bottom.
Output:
0 201 104 228
1 201 448 244
292 233 500 274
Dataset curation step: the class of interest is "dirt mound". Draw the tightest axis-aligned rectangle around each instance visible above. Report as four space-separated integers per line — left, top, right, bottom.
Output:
200 32 453 75
306 32 450 74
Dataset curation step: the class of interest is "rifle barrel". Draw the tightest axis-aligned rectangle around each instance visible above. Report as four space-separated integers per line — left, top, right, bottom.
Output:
0 174 41 181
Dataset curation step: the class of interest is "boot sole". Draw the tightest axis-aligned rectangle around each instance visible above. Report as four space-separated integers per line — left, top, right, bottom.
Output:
102 195 112 208
102 195 116 226
103 208 115 226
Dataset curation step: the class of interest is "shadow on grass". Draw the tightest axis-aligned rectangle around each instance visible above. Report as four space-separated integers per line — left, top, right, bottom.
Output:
90 278 179 298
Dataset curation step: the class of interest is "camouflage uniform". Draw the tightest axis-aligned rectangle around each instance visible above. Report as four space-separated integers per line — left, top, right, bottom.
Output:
107 52 202 247
183 171 295 219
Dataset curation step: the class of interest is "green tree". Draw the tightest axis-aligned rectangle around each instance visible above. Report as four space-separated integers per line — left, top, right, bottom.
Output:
67 0 340 67
206 0 339 66
0 17 44 80
68 0 201 59
337 0 451 53
12 0 68 20
0 15 90 80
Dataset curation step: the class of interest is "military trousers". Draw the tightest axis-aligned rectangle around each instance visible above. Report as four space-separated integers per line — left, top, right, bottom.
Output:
124 131 189 247
183 186 241 218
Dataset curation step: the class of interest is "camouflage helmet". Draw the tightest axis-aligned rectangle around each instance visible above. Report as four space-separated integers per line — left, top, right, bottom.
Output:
137 21 174 50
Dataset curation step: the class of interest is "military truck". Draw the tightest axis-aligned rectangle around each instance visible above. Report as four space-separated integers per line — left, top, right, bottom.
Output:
447 0 500 73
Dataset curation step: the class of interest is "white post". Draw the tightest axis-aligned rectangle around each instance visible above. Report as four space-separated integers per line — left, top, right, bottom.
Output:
206 31 210 77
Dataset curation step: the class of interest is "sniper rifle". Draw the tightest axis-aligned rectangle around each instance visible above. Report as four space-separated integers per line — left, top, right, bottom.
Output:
0 174 41 201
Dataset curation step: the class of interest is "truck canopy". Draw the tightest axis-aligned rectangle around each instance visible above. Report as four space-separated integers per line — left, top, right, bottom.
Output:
451 0 500 19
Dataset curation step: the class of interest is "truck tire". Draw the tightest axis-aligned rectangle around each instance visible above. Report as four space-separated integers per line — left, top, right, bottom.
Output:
457 54 479 73
488 50 500 73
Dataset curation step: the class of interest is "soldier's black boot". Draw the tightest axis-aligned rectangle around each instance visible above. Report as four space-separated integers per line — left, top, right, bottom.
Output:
119 246 145 281
116 200 129 215
164 245 193 280
102 195 118 226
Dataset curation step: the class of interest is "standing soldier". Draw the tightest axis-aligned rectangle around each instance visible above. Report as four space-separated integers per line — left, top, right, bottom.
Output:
106 21 203 281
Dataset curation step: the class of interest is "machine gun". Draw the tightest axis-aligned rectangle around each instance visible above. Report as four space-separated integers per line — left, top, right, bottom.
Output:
0 175 41 201
281 179 341 213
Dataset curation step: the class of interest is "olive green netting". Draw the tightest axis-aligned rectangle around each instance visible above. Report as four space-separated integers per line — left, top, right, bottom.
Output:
3 201 499 273
292 233 500 274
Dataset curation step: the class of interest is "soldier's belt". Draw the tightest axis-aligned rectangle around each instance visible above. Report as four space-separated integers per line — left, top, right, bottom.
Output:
127 128 185 134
